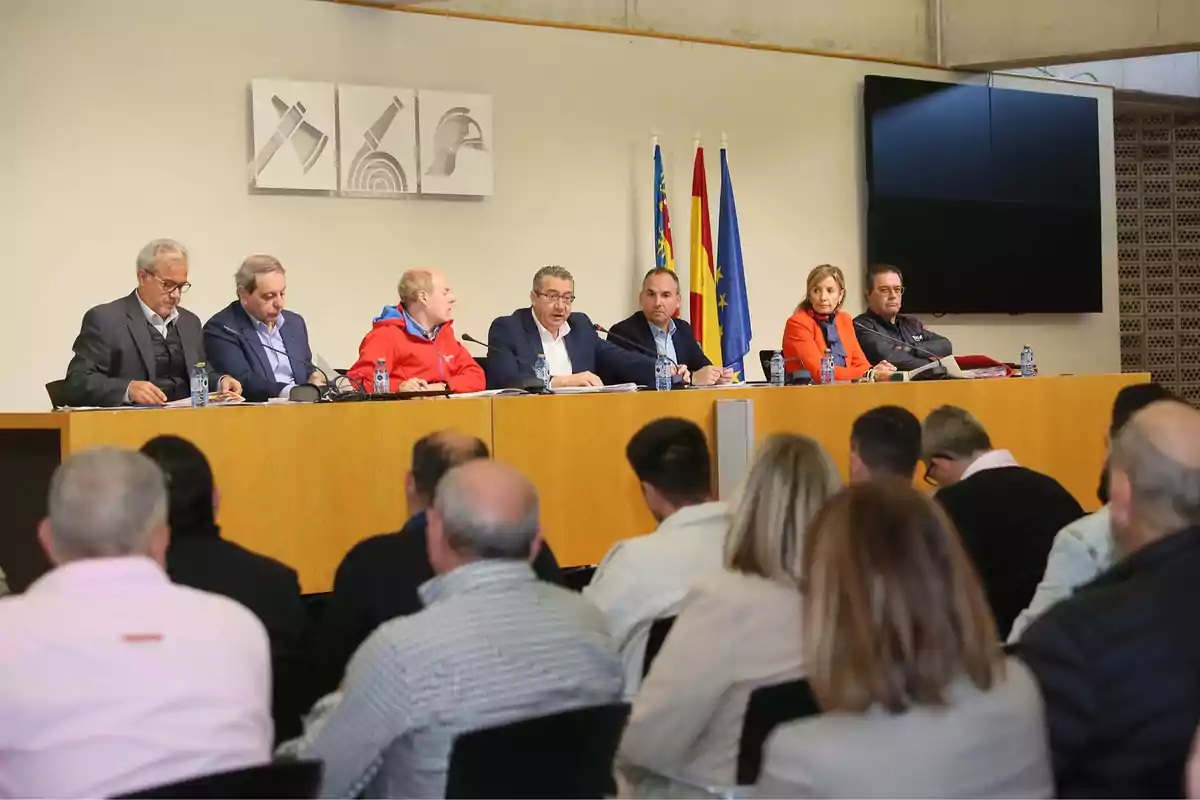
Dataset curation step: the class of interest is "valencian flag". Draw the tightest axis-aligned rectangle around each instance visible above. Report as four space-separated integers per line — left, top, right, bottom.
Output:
716 145 751 379
653 142 676 273
689 143 721 365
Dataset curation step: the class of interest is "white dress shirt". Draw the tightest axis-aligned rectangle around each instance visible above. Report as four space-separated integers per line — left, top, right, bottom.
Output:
532 311 573 377
960 448 1020 481
584 501 730 696
0 557 273 798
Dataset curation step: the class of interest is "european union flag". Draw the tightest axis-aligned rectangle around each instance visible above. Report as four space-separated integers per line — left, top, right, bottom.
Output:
716 147 751 379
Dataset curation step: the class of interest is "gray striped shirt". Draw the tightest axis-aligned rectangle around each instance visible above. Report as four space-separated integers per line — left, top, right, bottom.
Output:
297 560 623 798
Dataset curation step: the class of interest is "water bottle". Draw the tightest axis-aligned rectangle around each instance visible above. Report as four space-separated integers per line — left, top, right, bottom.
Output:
654 352 673 392
190 362 209 408
820 349 835 385
373 358 389 394
534 354 551 389
1020 345 1037 378
768 351 785 387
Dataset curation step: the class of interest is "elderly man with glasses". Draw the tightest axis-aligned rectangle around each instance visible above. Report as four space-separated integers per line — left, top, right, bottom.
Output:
853 263 952 371
485 265 655 389
63 239 242 407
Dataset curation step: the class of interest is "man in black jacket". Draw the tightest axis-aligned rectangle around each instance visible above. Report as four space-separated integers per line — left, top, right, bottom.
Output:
139 435 312 744
608 268 734 386
311 431 564 697
922 406 1083 639
853 263 952 371
1016 401 1200 798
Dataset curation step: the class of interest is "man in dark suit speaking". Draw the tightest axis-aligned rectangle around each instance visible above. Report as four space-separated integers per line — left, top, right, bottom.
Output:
203 254 320 402
608 268 734 386
63 239 242 407
485 265 656 389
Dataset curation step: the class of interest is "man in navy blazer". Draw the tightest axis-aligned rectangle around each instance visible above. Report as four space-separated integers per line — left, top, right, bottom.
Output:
608 268 735 386
485 265 657 389
203 255 320 402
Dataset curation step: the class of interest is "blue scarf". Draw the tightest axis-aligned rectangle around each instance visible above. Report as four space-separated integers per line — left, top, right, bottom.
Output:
810 311 848 367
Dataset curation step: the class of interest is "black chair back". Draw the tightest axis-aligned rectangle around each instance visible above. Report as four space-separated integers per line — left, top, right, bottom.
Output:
757 350 775 380
118 759 323 799
642 615 677 678
736 678 820 785
444 702 631 799
474 354 489 374
560 565 596 592
45 380 67 408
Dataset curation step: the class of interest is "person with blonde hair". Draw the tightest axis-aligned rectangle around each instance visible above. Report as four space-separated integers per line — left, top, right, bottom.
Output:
782 265 895 383
618 434 840 788
758 481 1052 798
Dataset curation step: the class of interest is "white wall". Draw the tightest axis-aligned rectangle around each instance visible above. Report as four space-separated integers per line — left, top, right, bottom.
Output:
0 0 1118 410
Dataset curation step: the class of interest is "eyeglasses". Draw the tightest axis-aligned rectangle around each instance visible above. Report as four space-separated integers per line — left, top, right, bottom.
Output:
535 291 575 306
875 286 905 297
922 453 949 487
144 271 191 295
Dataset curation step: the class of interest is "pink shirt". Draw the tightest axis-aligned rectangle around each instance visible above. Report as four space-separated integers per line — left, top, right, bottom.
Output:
0 557 273 798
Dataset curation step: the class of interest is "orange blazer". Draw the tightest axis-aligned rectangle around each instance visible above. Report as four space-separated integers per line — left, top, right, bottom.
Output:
782 309 871 381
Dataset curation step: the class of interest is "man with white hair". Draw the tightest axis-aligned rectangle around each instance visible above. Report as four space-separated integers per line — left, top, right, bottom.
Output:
294 459 622 798
1017 401 1200 797
0 447 272 798
346 267 485 394
63 239 242 406
203 254 322 401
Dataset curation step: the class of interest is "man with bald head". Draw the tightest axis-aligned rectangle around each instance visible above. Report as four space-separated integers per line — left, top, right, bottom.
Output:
1017 401 1200 798
297 460 622 798
311 430 564 698
347 268 485 393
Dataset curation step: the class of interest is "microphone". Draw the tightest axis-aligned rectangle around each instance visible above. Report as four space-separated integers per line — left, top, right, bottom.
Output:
852 320 945 362
851 321 956 381
461 333 548 393
213 324 337 400
592 323 689 387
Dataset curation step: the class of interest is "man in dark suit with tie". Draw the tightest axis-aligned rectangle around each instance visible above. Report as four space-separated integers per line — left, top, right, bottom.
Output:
202 255 320 402
62 239 242 407
485 265 657 389
608 268 735 386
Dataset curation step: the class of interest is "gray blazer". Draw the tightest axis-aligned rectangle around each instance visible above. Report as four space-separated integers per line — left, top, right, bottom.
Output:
757 658 1053 798
63 292 216 407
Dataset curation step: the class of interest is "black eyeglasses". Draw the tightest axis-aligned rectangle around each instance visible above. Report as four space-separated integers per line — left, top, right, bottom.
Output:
534 290 575 306
144 271 191 295
922 453 949 487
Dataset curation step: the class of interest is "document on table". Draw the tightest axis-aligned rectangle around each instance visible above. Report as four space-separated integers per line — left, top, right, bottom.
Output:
548 383 639 395
451 388 530 398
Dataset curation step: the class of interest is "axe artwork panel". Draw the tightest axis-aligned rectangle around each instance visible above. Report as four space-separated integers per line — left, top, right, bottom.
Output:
250 79 338 191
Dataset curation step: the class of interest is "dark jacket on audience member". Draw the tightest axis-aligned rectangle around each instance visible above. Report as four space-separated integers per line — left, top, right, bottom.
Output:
935 467 1084 639
311 511 566 698
1015 527 1200 798
165 524 313 744
484 308 656 389
607 311 712 373
852 309 953 372
203 301 317 402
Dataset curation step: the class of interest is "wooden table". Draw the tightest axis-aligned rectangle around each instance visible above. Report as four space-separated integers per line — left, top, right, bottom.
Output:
0 374 1146 593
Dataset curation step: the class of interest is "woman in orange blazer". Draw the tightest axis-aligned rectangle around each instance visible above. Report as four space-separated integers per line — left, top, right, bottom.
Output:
782 265 896 382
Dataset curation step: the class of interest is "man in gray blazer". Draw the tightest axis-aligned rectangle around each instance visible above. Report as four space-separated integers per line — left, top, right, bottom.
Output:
63 239 242 407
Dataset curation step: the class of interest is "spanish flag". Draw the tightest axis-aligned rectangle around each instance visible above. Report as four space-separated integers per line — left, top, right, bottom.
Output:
689 144 721 364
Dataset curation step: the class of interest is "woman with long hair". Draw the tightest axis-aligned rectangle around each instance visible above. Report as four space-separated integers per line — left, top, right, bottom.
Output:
782 265 895 382
758 481 1052 797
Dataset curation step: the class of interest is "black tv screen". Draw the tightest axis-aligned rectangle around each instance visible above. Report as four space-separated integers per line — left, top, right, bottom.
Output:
863 75 1103 314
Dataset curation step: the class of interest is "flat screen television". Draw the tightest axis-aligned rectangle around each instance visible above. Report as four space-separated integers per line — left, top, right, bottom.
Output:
863 75 1103 314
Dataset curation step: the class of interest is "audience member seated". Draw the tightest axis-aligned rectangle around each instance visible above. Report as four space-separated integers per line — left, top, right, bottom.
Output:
922 405 1084 639
759 481 1052 798
607 268 734 386
1015 401 1200 798
346 268 485 394
853 263 952 370
584 418 729 695
0 448 271 798
618 435 840 788
63 238 242 407
849 405 922 482
140 435 312 743
203 254 322 402
485 265 655 389
1009 382 1184 641
782 265 895 382
312 431 564 698
291 460 623 798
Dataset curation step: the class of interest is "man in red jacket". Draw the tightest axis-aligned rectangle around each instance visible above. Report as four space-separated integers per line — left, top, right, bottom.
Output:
347 269 485 394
